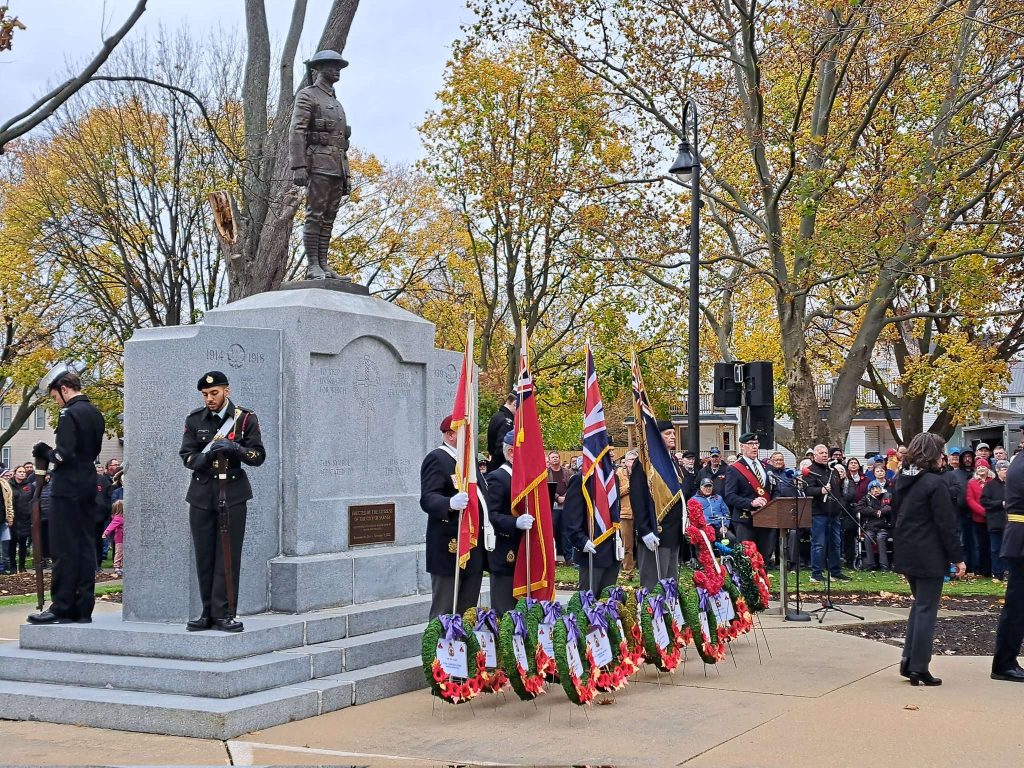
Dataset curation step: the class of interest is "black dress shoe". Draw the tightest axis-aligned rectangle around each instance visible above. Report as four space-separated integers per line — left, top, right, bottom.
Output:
74 616 92 624
212 617 244 633
26 611 74 625
899 658 910 679
186 617 212 632
991 667 1024 682
909 670 942 686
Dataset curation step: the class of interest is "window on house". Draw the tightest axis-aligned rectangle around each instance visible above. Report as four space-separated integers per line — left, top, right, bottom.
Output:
0 406 11 430
1 446 10 469
34 408 47 429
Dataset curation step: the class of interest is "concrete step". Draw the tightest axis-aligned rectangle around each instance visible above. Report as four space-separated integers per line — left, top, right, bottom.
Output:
321 623 425 672
0 676 353 740
0 642 333 698
338 656 425 705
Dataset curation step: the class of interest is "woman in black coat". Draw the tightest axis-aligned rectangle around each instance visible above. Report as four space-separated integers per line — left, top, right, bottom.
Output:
892 433 966 686
7 466 34 573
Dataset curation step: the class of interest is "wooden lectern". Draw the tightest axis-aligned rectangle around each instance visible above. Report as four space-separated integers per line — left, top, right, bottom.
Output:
752 497 812 620
752 497 811 530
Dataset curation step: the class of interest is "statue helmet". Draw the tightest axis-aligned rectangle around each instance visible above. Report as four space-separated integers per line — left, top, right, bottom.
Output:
304 50 349 69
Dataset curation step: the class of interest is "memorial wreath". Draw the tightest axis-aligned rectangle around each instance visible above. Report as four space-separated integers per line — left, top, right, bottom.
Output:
421 613 484 704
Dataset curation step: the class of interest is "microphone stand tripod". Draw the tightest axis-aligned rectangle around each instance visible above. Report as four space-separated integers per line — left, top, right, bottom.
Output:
784 478 810 621
809 471 864 624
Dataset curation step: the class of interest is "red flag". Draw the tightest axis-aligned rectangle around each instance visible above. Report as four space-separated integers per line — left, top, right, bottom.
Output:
451 322 478 569
511 329 556 600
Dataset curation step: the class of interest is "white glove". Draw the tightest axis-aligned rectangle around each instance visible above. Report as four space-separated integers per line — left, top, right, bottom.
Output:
515 514 534 530
583 540 597 555
450 492 469 511
642 532 660 551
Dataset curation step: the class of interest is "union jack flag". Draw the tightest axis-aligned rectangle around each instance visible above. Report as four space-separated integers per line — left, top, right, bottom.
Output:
581 342 619 545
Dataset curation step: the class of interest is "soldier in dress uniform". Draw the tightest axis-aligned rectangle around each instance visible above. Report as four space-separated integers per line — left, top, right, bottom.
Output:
28 367 105 624
485 432 531 616
563 465 622 595
179 371 265 633
420 415 487 619
289 49 351 280
631 421 684 590
992 454 1024 681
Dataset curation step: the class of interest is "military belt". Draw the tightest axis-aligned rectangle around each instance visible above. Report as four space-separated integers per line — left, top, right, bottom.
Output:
1008 514 1024 524
308 132 348 148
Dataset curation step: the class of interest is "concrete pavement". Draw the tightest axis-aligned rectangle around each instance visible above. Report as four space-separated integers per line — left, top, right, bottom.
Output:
0 601 1016 767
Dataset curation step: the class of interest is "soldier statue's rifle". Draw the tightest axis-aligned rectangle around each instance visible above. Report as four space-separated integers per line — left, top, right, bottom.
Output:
30 458 50 612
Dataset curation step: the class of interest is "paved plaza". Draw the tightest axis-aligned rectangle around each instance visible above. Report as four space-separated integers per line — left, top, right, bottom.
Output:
0 598 1017 767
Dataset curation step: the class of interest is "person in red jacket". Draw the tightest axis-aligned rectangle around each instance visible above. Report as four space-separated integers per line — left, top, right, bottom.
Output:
966 460 993 578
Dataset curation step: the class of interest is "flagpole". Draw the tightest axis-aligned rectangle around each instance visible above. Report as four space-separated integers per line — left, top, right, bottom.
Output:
585 341 595 592
451 317 474 615
452 509 463 612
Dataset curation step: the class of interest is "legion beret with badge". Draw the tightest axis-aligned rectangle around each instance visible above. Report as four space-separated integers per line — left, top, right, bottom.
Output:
739 431 759 443
439 415 453 433
657 420 673 432
197 371 229 390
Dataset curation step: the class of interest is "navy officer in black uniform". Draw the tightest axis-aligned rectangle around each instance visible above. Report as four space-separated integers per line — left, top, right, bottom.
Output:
420 415 488 618
992 454 1024 681
564 459 621 595
179 371 265 632
485 431 531 615
29 366 105 624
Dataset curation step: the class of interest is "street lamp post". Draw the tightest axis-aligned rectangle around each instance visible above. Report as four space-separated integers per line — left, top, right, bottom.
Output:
669 99 701 458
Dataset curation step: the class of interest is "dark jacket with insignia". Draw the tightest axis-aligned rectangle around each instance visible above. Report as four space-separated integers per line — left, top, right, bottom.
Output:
46 394 105 499
564 473 619 568
178 401 265 510
724 457 777 525
1001 456 1024 560
419 446 484 577
485 464 519 576
698 462 729 497
630 462 683 546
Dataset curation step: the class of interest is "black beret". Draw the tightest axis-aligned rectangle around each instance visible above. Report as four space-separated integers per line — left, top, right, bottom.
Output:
738 432 759 443
656 420 674 432
197 371 229 390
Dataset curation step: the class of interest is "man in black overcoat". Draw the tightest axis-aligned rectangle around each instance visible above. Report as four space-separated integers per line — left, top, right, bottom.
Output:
486 393 516 472
563 469 621 596
484 432 528 616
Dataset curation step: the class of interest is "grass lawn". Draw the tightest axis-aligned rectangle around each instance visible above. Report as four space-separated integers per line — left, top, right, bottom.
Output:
0 583 122 608
554 562 1006 598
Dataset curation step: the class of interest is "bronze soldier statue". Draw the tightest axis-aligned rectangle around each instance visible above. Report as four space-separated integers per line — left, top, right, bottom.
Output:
289 50 351 280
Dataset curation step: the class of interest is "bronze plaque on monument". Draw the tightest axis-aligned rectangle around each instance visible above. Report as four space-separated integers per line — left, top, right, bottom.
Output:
349 503 396 546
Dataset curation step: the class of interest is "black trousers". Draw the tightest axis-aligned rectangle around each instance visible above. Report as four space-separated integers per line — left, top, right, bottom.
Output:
735 520 776 564
49 494 97 619
993 557 1024 673
490 573 516 617
428 571 483 620
904 575 944 674
189 503 246 620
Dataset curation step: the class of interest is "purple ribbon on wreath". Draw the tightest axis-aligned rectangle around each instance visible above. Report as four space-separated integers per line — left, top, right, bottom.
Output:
697 587 711 612
439 613 466 642
562 613 582 645
523 597 538 611
541 600 563 624
649 593 667 625
635 587 650 608
584 602 609 633
510 610 528 638
474 608 499 636
605 586 626 606
729 567 743 591
580 590 597 610
658 578 679 604
604 599 621 622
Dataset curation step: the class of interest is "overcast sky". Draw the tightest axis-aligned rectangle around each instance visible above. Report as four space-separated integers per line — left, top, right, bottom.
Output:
2 0 472 163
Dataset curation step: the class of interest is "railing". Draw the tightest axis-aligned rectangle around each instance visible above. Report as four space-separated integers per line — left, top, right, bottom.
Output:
676 393 727 415
816 382 900 409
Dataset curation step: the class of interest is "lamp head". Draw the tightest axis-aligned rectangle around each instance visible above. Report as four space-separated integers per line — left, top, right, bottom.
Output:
669 139 697 180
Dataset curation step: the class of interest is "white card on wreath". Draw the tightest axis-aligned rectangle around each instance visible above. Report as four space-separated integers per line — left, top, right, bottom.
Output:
437 639 468 678
699 612 710 640
652 615 670 649
512 634 529 669
711 592 735 625
566 640 585 678
586 627 613 667
616 619 626 641
669 598 684 626
476 630 496 668
538 621 555 656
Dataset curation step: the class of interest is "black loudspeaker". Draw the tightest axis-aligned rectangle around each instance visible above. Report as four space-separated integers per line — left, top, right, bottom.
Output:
747 404 775 447
745 361 774 408
714 362 743 407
